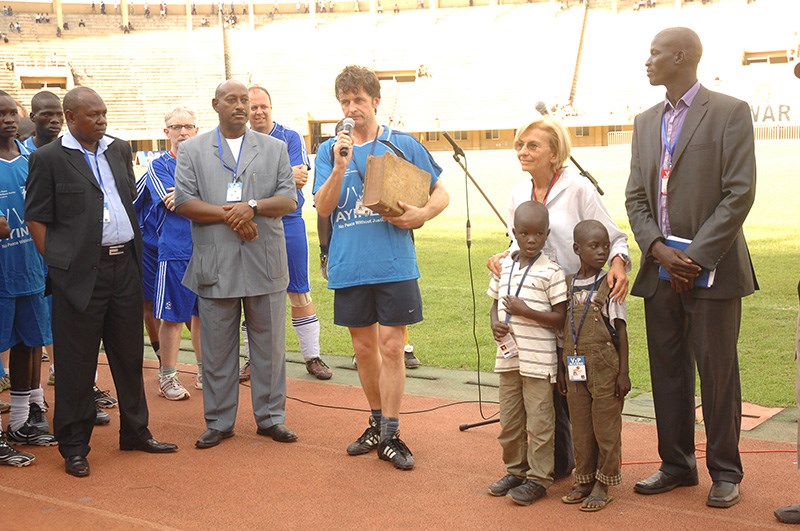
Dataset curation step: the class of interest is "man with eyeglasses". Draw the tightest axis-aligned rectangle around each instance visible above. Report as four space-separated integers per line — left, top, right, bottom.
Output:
145 107 203 400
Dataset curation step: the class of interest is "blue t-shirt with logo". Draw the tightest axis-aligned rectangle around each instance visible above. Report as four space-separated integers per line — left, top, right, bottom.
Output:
0 140 46 297
313 127 442 289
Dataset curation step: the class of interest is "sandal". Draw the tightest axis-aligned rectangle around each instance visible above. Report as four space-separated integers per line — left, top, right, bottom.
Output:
580 494 614 512
561 484 593 504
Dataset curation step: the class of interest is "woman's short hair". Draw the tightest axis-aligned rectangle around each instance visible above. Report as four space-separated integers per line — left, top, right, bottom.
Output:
514 115 571 171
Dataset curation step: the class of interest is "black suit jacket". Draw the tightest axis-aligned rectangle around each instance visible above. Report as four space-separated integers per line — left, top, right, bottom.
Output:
25 135 142 312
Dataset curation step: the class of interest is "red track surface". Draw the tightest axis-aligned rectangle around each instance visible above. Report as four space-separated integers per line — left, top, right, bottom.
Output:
2 359 795 530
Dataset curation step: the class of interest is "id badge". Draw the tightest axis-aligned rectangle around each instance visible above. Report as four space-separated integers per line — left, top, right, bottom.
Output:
567 355 587 382
226 181 243 202
660 168 670 195
495 333 519 359
354 199 372 216
103 201 111 223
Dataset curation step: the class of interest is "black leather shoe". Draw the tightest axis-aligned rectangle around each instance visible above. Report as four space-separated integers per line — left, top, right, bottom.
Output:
775 504 800 524
634 469 698 495
256 423 297 443
65 455 90 477
195 428 234 449
120 438 178 453
488 474 525 496
707 481 740 508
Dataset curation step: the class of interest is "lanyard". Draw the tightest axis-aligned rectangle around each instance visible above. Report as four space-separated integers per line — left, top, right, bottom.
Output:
569 271 601 350
661 113 680 167
350 125 381 183
81 147 104 188
503 254 540 324
216 127 245 182
531 170 560 205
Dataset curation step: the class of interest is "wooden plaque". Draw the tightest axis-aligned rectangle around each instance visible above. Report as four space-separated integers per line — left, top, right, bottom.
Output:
363 153 431 217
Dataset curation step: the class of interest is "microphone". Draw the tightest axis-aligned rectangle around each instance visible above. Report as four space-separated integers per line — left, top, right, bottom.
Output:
442 131 465 159
339 118 355 157
535 101 549 116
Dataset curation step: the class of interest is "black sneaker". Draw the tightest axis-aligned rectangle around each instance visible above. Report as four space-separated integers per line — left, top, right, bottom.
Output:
489 474 525 496
509 479 546 506
0 435 35 467
93 386 118 408
377 431 414 470
27 403 49 432
346 416 380 456
6 422 58 446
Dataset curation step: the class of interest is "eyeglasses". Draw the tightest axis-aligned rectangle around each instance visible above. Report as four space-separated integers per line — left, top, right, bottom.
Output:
514 141 544 153
166 124 197 131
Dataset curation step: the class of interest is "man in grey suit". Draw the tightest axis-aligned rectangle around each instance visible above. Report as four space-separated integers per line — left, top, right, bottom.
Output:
625 27 757 508
174 80 298 449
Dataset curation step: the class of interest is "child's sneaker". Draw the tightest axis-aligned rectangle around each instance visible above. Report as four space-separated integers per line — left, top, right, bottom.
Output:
488 474 525 496
6 422 58 446
377 431 414 470
93 386 118 408
509 479 546 506
346 416 380 455
27 403 49 432
158 374 190 401
0 435 35 467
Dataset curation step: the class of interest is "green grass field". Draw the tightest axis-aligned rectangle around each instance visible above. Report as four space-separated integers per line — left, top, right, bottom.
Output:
177 140 800 407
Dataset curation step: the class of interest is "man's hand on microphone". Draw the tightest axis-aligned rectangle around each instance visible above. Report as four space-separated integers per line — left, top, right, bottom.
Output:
384 201 427 230
334 130 353 167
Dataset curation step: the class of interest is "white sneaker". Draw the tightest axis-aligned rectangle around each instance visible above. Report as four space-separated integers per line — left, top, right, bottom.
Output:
158 374 190 401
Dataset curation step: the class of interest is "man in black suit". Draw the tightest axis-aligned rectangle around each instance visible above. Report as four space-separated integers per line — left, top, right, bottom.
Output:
25 87 177 478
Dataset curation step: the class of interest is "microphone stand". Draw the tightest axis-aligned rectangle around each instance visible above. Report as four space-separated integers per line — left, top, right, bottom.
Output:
569 155 604 196
441 131 503 432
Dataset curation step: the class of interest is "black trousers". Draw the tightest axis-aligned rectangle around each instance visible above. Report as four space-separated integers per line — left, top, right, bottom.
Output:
52 250 151 458
644 281 743 484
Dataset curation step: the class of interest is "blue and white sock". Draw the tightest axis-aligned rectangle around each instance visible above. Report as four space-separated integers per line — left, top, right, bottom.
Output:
293 314 321 361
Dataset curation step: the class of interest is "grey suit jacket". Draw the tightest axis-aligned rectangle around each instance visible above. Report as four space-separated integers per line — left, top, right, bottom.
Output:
174 128 297 299
25 135 142 312
625 85 758 300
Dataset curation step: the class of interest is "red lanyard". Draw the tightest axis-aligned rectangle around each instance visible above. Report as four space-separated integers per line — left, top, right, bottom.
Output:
531 170 560 205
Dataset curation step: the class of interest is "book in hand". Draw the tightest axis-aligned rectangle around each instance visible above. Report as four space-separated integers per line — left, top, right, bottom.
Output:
657 235 716 288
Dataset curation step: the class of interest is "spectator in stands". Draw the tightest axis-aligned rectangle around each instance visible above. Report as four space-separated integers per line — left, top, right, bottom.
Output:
1 6 6 17
393 3 398 13
91 1 96 13
2 32 7 43
174 79 298 449
242 85 332 381
13 21 20 32
78 18 85 27
417 0 423 8
486 114 631 482
63 21 69 30
44 13 50 23
26 87 179 478
146 107 203 400
192 2 197 14
296 1 300 12
114 0 119 13
100 0 106 14
201 16 209 26
56 26 61 37
377 0 382 12
242 4 247 14
313 66 448 470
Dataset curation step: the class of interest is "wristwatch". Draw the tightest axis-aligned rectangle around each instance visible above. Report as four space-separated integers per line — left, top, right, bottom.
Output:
248 199 258 216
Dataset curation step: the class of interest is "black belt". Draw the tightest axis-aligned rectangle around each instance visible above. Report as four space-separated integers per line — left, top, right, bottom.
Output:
101 241 134 257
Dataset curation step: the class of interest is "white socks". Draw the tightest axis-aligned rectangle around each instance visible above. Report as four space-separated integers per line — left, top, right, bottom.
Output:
293 315 321 361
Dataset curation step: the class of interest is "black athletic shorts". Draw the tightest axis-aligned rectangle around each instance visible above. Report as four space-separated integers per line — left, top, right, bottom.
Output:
333 279 423 328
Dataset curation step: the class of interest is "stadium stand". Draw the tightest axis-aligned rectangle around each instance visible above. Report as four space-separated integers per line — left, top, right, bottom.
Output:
0 0 797 150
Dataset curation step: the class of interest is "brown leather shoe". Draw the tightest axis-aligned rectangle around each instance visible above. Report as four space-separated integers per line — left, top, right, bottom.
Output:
634 469 698 495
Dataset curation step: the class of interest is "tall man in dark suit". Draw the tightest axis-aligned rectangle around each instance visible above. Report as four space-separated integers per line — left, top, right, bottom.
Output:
625 27 757 509
25 87 177 478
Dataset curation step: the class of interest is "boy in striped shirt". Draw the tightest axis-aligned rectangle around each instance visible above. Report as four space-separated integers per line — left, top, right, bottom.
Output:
487 200 567 506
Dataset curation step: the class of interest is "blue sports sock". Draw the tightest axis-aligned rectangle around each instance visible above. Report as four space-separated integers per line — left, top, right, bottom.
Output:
380 417 399 442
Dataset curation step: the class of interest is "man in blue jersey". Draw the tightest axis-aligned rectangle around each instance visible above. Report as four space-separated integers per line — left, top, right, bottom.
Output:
0 90 56 466
146 106 203 399
245 85 332 381
313 65 449 470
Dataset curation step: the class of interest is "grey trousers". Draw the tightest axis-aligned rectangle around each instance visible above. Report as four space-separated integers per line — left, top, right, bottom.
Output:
198 292 287 432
